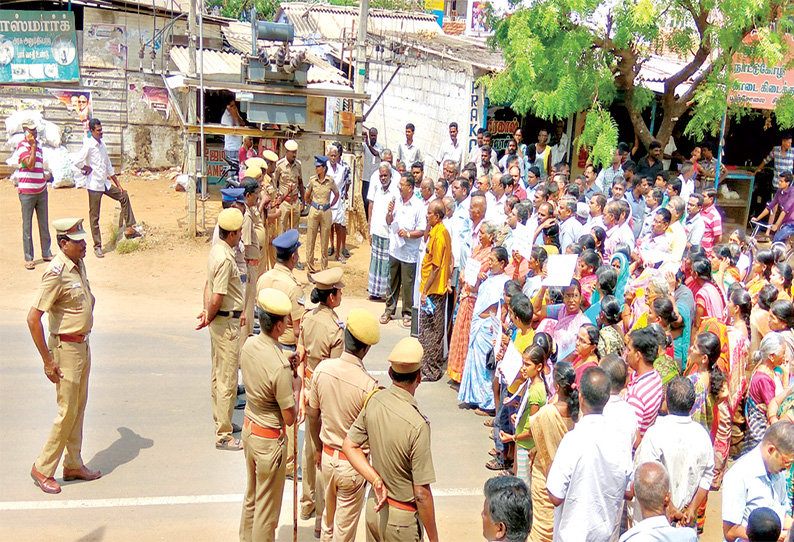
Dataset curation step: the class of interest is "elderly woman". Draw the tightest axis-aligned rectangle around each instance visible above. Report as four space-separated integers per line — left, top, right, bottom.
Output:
745 332 787 452
623 276 671 332
533 279 591 361
447 221 498 383
459 247 511 414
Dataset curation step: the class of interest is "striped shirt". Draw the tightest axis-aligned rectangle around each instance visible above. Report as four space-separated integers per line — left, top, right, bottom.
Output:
625 369 663 438
766 145 794 188
16 140 46 194
700 204 723 250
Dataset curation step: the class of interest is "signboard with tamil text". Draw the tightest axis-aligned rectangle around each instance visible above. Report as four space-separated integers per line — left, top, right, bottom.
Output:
0 11 79 83
730 32 794 110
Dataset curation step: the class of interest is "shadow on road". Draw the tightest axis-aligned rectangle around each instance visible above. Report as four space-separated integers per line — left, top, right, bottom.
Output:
74 526 105 541
277 524 319 541
86 427 153 476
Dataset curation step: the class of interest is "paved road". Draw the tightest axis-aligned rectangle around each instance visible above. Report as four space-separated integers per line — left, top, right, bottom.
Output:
0 298 493 541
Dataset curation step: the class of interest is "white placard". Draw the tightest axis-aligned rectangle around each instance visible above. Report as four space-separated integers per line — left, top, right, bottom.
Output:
499 341 523 385
463 257 481 286
542 254 578 287
514 230 534 261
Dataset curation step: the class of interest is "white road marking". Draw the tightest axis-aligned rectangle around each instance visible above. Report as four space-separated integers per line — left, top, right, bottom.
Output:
0 487 480 511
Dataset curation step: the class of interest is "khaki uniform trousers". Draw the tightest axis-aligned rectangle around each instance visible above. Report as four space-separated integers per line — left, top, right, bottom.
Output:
301 379 323 526
365 491 422 542
239 427 287 542
279 200 301 234
35 337 91 478
259 221 279 275
306 207 332 273
209 316 240 445
242 264 258 339
321 451 367 542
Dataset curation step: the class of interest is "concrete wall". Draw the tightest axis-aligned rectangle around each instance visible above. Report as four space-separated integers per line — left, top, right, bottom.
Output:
364 57 478 180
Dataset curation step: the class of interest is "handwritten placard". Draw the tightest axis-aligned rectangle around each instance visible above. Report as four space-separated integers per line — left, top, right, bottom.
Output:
500 341 523 385
464 257 481 286
542 254 578 287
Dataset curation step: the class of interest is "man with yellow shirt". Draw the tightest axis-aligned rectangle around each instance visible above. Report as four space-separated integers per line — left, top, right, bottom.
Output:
418 200 453 382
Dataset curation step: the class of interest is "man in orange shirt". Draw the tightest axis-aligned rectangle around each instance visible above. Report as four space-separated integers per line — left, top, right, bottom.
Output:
418 200 453 381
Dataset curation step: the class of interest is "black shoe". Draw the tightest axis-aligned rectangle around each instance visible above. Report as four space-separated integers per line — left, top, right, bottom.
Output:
235 397 246 410
342 248 351 258
232 423 242 433
327 247 334 256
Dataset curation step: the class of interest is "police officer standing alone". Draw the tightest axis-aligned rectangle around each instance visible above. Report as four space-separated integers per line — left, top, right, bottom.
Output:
343 337 439 542
275 140 304 236
197 208 245 451
239 288 302 542
308 307 381 542
28 218 101 494
297 267 346 531
305 155 340 273
257 229 306 477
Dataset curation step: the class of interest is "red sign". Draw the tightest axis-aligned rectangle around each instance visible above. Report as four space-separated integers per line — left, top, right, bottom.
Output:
730 32 794 110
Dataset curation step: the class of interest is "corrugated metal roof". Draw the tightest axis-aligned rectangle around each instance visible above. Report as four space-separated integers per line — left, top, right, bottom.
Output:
169 45 351 86
277 2 442 40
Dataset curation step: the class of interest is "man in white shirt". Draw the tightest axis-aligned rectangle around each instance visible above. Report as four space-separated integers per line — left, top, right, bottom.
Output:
558 197 583 252
547 367 632 542
73 119 138 258
586 193 607 231
220 97 244 164
436 122 464 172
397 122 422 169
381 172 427 327
596 148 624 196
551 119 569 166
474 130 498 167
367 163 399 300
621 462 698 542
362 127 383 217
600 355 639 452
633 377 714 528
684 193 705 249
477 145 500 179
678 161 696 202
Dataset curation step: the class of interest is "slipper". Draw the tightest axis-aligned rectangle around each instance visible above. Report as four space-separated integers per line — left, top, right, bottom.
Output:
483 419 494 427
488 448 499 457
24 261 35 270
489 429 494 439
485 458 510 471
402 316 412 328
379 313 392 325
475 408 496 417
216 438 243 451
496 469 515 477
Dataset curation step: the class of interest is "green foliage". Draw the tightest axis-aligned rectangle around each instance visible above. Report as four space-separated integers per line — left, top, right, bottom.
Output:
205 0 280 20
776 94 794 130
577 108 618 168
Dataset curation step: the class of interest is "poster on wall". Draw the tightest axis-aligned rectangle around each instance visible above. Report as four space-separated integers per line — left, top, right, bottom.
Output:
49 90 91 134
730 32 794 110
0 11 79 83
486 106 520 155
84 24 127 69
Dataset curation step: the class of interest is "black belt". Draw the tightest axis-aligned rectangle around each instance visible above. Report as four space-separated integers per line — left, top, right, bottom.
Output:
216 310 242 318
311 202 331 211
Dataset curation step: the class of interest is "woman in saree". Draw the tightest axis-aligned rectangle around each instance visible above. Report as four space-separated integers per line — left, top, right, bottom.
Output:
611 251 630 306
766 377 794 511
768 299 794 388
533 278 591 361
590 225 607 263
527 361 578 542
447 221 497 383
623 276 670 332
571 323 600 384
745 332 787 453
692 258 725 333
459 246 511 413
770 262 793 302
584 266 618 324
751 284 779 352
597 295 625 358
729 228 753 281
747 248 775 303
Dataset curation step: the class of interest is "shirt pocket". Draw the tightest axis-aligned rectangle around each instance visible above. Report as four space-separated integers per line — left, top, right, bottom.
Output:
65 282 86 310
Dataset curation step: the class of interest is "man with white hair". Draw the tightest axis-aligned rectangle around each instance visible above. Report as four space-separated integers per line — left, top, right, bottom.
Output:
621 462 697 541
367 162 398 301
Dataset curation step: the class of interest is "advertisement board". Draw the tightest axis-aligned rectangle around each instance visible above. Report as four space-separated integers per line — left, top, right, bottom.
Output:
0 11 79 83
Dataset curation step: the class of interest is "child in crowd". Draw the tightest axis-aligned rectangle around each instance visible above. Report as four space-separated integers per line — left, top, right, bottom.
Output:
576 249 601 304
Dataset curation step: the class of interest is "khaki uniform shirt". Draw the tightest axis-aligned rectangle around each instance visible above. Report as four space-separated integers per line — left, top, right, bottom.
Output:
298 304 344 372
306 174 338 207
33 251 94 336
309 352 377 450
347 385 436 503
207 241 244 312
242 204 261 261
241 333 295 430
256 263 305 345
274 158 302 198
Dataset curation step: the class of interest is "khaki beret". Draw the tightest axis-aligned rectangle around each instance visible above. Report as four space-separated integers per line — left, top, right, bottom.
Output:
263 150 279 162
346 309 380 346
388 337 423 373
245 157 267 169
285 139 298 152
52 218 88 241
217 208 243 231
257 287 291 316
243 166 262 179
311 267 344 290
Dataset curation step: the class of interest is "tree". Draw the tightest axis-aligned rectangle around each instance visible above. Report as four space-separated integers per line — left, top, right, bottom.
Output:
205 0 280 21
482 0 794 166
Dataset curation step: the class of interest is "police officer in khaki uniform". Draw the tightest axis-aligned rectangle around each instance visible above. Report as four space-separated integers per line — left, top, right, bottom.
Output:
274 139 304 236
307 307 380 542
343 338 439 542
254 151 281 273
197 208 245 451
256 229 305 476
296 267 346 528
28 218 101 494
240 179 262 339
239 288 302 542
305 155 340 273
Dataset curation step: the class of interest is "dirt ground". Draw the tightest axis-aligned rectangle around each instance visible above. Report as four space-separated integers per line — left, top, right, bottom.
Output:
0 172 373 317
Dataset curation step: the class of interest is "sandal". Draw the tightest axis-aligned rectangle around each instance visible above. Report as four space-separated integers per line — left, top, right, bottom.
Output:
483 419 494 427
401 316 412 328
379 313 392 325
488 448 499 457
489 429 494 439
496 469 515 477
216 438 243 451
485 458 510 471
24 261 35 270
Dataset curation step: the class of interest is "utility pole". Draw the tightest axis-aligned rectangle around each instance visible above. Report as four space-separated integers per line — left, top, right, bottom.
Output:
352 0 368 234
186 0 198 235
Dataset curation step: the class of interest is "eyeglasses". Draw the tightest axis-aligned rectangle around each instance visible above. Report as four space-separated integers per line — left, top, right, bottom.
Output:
563 293 580 300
